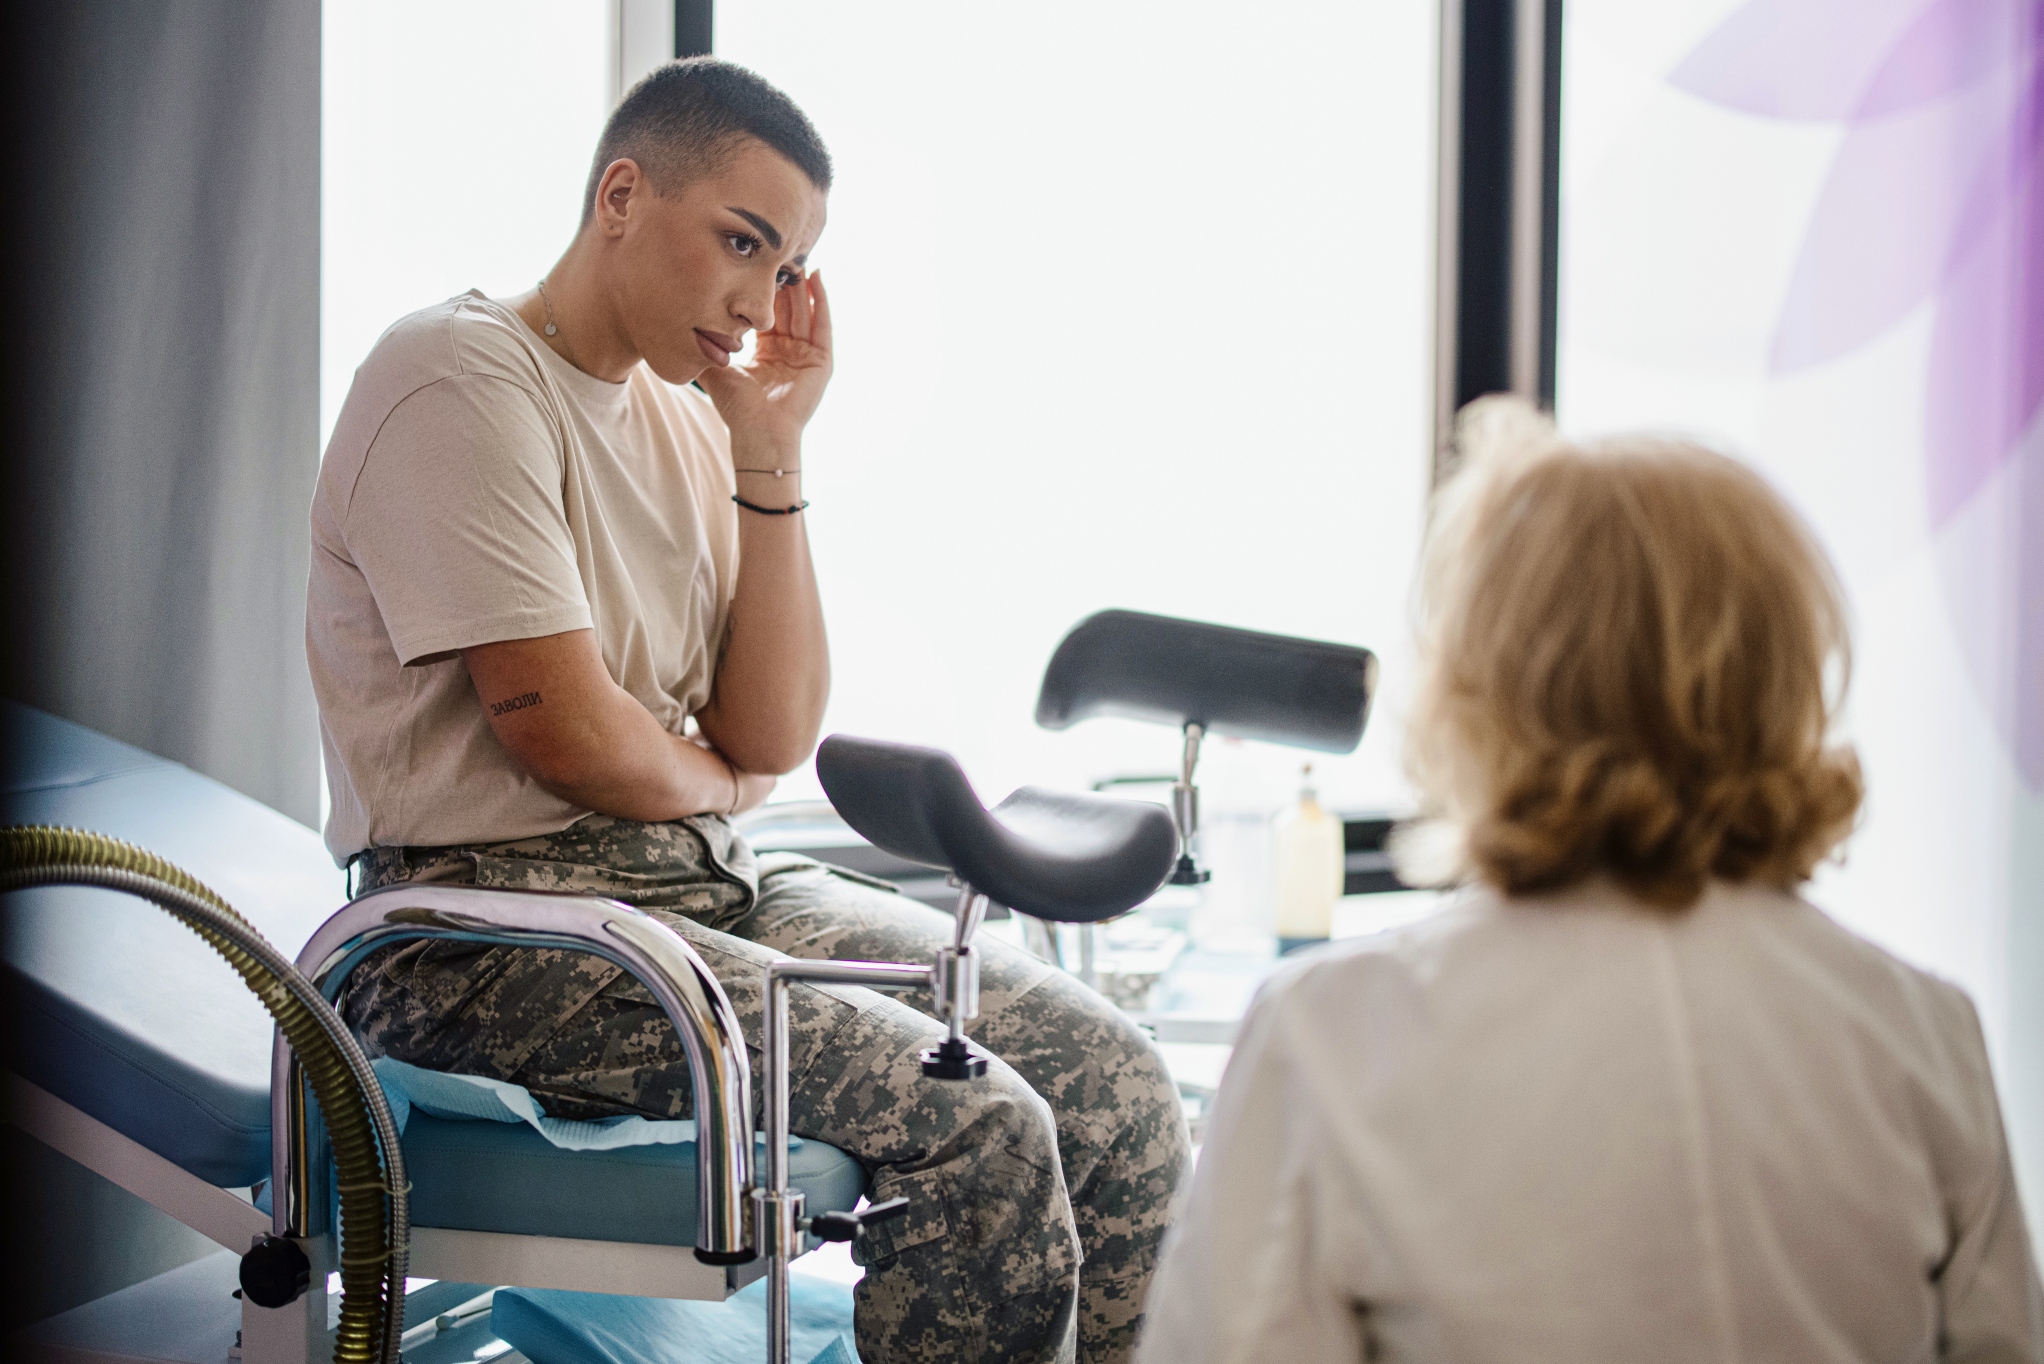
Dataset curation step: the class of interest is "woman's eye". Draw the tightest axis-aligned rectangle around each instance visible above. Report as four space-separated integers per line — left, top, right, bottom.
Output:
777 269 800 288
726 232 760 258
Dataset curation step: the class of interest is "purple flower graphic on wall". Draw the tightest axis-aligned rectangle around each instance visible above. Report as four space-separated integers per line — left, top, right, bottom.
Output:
1673 0 2043 789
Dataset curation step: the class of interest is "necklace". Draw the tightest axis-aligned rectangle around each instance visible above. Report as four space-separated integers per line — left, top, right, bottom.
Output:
536 278 560 337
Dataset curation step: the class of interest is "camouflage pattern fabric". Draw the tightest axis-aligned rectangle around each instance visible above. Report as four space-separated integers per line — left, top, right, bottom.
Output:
343 814 1189 1364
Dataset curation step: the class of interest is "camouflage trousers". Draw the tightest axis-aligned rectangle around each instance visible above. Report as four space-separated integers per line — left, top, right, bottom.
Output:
342 813 1189 1364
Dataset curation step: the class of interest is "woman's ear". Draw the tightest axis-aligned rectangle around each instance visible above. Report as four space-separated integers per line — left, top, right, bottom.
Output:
594 158 647 239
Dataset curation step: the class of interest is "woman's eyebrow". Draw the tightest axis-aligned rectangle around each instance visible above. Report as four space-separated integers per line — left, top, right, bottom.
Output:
725 207 782 250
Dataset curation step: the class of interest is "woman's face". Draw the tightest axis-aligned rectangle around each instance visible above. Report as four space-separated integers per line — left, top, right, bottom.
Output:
604 137 827 385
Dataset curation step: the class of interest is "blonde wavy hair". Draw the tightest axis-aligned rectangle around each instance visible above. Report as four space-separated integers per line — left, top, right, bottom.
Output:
1395 397 1863 908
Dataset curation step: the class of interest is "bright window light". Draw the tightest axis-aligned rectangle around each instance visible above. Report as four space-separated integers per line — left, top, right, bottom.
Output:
720 3 1437 816
321 1 612 447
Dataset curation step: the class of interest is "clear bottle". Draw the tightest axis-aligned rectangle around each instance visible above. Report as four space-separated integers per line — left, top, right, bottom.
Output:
1272 764 1344 954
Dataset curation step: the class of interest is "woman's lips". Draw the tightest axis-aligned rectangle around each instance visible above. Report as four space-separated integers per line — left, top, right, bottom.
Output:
695 329 736 366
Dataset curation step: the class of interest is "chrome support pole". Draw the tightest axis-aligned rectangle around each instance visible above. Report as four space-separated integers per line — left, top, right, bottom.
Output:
760 884 993 1362
1016 913 1061 967
278 885 758 1263
932 887 987 1044
1173 722 1204 853
759 958 931 1364
270 1048 312 1239
1168 722 1212 884
286 882 996 1364
953 885 988 951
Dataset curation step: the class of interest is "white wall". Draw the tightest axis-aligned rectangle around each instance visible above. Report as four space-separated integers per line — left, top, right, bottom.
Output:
1559 0 2044 1234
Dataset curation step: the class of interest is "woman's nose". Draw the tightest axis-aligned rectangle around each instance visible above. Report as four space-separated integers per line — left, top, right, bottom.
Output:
735 281 777 336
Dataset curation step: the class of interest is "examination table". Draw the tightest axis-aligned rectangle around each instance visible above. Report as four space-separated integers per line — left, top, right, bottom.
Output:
0 699 866 1361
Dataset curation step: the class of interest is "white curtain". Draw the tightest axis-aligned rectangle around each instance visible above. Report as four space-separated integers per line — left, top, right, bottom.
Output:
0 0 322 826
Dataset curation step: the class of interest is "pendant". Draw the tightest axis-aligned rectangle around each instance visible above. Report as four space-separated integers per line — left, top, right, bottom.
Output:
545 323 558 336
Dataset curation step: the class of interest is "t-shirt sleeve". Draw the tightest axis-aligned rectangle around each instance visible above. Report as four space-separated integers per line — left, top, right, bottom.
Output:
341 372 593 665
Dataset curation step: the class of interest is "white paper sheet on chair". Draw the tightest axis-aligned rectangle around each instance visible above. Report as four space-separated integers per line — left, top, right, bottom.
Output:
372 1056 804 1154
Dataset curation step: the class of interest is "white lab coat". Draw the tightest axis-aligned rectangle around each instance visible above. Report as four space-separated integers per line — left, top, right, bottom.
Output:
1138 879 2044 1363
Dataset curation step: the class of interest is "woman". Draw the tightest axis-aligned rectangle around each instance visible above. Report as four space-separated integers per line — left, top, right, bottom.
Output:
1137 398 2043 1362
312 58 1185 1364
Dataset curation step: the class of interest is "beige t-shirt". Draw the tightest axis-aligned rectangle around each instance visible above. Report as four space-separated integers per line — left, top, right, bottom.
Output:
308 291 738 862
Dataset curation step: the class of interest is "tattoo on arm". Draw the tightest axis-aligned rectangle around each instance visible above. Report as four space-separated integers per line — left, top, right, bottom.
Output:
489 691 542 717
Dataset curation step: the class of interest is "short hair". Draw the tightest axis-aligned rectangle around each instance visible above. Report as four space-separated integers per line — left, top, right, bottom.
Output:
581 57 831 221
1394 396 1863 909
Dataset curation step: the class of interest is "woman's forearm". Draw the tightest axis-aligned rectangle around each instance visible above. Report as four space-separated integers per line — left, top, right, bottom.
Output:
465 629 776 821
532 717 761 821
695 461 831 774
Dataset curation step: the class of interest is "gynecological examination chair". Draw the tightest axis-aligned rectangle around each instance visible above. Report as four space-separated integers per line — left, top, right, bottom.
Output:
0 609 1375 1364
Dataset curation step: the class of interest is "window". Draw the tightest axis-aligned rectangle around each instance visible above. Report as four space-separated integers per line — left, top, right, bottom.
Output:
322 1 613 446
719 2 1438 822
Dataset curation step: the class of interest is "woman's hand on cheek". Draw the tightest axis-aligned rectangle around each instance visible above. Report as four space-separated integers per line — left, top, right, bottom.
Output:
696 270 832 459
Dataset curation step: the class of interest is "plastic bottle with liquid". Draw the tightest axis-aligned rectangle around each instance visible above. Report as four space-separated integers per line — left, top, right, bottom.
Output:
1272 764 1344 954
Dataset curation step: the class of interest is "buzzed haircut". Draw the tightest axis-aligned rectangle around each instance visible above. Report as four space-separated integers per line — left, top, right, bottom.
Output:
581 57 832 220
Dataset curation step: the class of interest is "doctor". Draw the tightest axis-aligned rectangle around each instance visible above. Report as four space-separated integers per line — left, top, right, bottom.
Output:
308 58 1186 1364
1137 400 2044 1363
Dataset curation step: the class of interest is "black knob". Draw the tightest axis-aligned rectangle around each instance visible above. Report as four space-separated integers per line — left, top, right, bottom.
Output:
239 1235 311 1309
810 1210 862 1243
859 1196 909 1226
920 1037 988 1080
1168 854 1211 885
810 1196 910 1243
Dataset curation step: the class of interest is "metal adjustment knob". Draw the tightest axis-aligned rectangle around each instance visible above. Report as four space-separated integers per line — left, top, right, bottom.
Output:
239 1235 312 1309
920 1036 988 1080
808 1196 910 1244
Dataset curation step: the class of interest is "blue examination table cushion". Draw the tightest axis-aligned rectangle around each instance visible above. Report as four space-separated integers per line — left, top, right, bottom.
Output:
493 1275 859 1364
1 702 868 1237
374 1059 867 1243
1 702 344 1184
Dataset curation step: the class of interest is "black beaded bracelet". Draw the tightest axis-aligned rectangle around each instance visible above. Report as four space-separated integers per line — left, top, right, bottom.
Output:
732 495 810 515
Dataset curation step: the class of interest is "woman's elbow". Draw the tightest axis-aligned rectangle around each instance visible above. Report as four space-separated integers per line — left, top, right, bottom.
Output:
699 699 824 778
495 723 605 799
514 748 597 800
723 733 816 778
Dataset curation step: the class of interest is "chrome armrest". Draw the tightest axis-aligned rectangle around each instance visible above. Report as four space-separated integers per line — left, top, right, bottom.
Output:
271 884 755 1263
